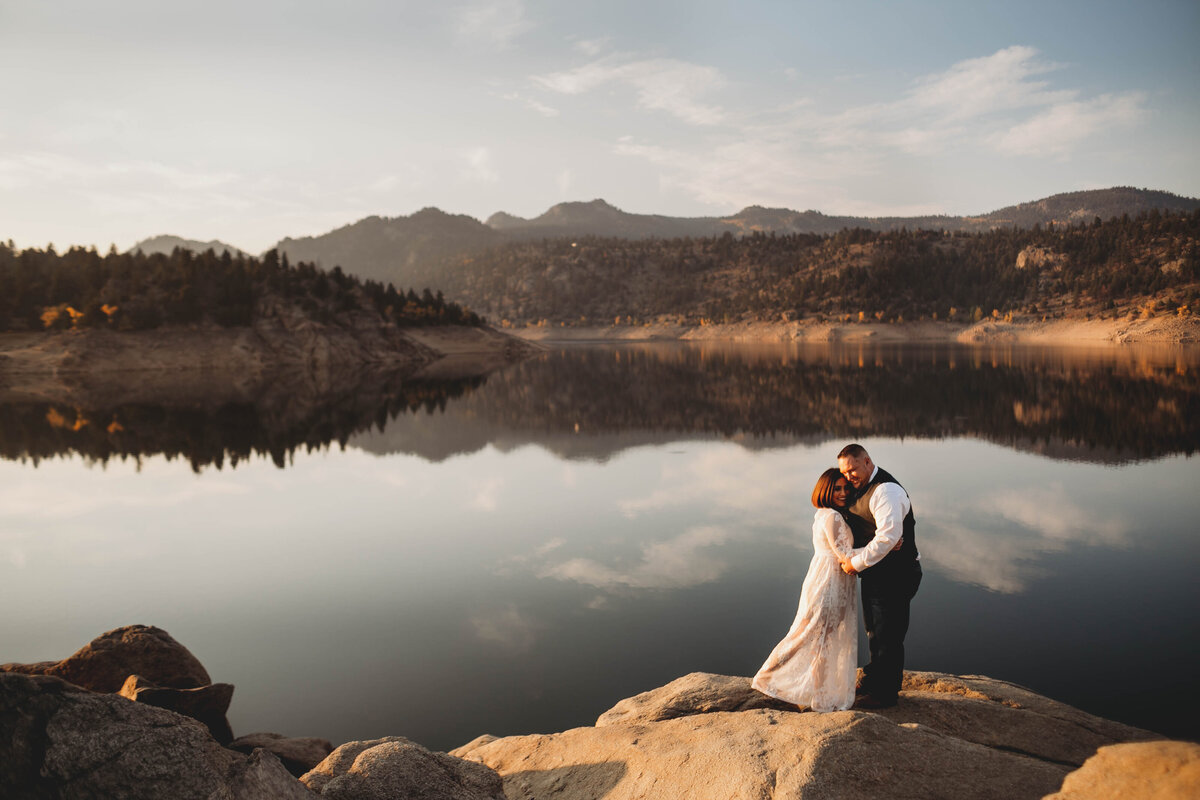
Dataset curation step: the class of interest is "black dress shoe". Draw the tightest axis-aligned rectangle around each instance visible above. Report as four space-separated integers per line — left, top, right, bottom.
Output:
852 693 897 710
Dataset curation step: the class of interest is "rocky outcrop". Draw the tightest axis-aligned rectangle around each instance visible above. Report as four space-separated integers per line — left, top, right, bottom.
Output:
596 671 793 725
119 673 235 744
210 748 321 800
1 624 211 692
3 625 1184 800
1046 740 1200 800
2 672 245 799
452 671 1163 800
1 672 322 799
300 737 505 800
1015 245 1066 271
229 732 336 777
1 625 237 744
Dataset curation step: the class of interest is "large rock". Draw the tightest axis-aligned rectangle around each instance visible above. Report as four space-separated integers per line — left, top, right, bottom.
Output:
209 748 321 800
302 736 505 800
230 732 336 777
1044 741 1200 800
1 671 257 799
1 624 211 692
452 671 1163 800
119 673 235 744
597 671 796 725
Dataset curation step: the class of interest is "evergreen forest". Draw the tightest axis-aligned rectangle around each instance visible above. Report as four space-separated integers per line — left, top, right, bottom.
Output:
0 243 482 333
433 209 1200 325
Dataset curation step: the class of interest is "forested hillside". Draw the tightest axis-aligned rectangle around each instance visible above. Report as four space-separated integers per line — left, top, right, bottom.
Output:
0 243 482 333
260 187 1198 293
432 210 1200 326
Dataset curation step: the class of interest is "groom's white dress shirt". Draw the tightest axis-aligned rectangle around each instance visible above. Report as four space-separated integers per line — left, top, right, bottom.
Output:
848 465 911 573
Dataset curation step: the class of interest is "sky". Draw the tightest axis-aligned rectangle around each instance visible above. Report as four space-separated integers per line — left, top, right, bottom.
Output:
2 0 1197 253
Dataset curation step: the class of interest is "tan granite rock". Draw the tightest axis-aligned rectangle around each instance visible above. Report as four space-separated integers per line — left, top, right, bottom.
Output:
453 671 1163 800
302 736 506 800
1044 740 1200 800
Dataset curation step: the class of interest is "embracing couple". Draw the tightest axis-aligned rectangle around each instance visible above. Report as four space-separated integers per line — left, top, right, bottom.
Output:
752 444 923 711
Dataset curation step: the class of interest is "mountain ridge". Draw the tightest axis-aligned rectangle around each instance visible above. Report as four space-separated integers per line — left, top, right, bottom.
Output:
129 187 1198 292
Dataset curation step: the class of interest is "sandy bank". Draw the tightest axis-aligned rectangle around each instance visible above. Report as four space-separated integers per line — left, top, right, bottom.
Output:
0 323 534 378
509 314 1199 345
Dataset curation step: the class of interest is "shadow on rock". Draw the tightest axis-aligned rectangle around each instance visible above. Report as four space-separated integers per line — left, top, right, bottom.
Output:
501 761 628 800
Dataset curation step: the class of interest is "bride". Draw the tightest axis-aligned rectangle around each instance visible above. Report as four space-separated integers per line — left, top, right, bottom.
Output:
752 468 859 711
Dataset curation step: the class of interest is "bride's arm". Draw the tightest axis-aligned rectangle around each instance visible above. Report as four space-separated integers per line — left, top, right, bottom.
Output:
821 511 853 561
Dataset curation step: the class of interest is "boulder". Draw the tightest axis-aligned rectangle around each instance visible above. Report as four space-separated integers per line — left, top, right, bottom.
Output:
596 671 795 725
1044 740 1200 800
229 732 336 777
118 673 235 744
1 624 211 692
209 747 321 800
302 736 505 800
2 671 239 799
452 671 1163 800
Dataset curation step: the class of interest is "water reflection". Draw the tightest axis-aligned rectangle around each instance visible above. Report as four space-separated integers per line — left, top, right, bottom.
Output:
1 342 1197 748
0 370 484 471
4 343 1197 468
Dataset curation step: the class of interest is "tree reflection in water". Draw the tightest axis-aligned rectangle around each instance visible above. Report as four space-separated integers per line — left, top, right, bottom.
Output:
359 342 1200 464
2 342 1197 468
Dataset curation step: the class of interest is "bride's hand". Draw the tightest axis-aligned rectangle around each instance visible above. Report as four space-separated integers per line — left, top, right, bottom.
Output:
892 537 904 552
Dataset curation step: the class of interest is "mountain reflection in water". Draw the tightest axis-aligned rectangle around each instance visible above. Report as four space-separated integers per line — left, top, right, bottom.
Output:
3 342 1197 467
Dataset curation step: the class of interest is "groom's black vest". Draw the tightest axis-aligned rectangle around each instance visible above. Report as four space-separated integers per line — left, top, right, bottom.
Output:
846 467 919 582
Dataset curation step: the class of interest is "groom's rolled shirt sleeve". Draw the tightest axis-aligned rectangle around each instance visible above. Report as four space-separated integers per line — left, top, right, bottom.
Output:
849 483 910 572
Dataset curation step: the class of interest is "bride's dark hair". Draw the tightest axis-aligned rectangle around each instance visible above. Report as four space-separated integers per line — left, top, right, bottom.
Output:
812 467 848 509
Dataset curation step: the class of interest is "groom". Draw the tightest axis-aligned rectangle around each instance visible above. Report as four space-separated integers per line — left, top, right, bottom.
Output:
837 443 922 709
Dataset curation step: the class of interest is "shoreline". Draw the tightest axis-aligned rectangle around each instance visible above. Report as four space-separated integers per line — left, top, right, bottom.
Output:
0 323 534 378
4 641 1188 799
507 314 1200 345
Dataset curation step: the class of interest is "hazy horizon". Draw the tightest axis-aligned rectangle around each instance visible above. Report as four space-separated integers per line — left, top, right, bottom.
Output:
3 1 1197 253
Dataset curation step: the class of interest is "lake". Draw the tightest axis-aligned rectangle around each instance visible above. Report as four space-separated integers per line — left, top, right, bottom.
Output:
2 340 1198 750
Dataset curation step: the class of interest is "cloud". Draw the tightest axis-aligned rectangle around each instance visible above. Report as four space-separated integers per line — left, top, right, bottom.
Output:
470 475 504 510
455 0 532 49
595 45 1147 213
918 485 1132 593
992 92 1146 156
908 45 1073 119
469 602 539 652
0 152 238 193
976 486 1128 546
615 447 800 528
556 167 574 195
0 476 250 520
539 525 734 590
572 37 609 57
534 57 726 125
500 91 559 118
460 146 499 184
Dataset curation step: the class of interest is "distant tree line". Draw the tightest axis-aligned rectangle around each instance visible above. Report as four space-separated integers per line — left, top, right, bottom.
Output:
432 209 1200 324
0 243 483 332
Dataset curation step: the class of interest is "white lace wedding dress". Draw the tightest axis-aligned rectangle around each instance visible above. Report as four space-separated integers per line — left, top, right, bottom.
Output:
752 507 858 711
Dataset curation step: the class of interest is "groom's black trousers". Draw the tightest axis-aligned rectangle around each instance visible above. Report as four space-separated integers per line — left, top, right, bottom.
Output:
860 562 922 701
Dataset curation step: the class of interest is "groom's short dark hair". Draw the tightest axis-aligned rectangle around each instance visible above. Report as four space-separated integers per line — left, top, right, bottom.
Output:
838 443 867 459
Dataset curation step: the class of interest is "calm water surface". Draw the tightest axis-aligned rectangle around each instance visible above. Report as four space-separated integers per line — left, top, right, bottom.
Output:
2 341 1198 749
